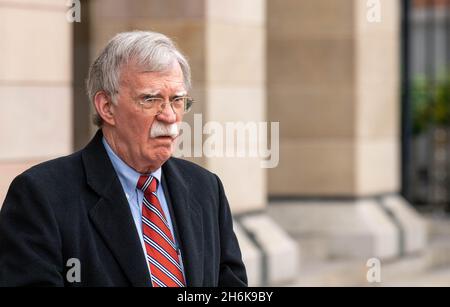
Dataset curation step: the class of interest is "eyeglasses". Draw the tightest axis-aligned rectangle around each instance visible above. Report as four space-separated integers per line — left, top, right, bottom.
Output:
137 95 195 115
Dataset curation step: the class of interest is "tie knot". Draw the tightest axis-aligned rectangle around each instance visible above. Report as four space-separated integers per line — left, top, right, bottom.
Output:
136 175 158 193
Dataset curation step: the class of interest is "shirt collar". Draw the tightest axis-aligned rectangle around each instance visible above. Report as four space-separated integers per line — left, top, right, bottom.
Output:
102 137 162 191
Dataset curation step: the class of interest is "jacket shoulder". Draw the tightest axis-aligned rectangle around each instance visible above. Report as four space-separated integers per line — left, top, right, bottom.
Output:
14 150 84 185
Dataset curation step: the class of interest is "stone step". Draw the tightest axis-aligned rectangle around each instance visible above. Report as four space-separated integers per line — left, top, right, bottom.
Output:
289 260 368 286
380 267 450 287
283 239 450 286
427 215 450 237
286 253 431 286
279 215 450 286
426 236 450 269
295 235 329 264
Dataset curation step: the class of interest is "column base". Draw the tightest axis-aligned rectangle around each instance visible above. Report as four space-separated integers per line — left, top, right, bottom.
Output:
267 194 427 261
234 214 300 286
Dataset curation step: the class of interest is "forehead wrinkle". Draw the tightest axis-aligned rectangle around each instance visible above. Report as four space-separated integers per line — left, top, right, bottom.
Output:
136 77 185 95
120 61 186 96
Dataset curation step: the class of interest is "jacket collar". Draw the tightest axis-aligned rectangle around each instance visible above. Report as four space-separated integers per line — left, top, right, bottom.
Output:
82 130 150 286
162 158 204 286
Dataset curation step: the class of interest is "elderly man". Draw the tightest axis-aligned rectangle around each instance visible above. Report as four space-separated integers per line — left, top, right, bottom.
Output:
0 31 247 287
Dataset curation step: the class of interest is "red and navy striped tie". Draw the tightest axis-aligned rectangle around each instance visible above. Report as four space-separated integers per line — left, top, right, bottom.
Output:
137 175 186 287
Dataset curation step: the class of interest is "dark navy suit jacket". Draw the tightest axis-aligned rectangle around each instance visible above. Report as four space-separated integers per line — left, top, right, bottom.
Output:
0 130 247 287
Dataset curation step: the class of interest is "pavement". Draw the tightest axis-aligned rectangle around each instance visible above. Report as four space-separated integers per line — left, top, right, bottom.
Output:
283 214 450 287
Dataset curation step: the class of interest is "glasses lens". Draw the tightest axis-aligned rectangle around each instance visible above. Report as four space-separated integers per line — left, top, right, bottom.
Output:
141 97 194 115
141 98 162 110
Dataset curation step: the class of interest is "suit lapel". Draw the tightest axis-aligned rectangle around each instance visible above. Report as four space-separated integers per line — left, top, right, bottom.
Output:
162 159 204 286
82 130 150 287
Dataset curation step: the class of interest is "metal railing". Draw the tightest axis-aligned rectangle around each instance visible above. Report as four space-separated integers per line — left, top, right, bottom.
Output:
402 0 450 213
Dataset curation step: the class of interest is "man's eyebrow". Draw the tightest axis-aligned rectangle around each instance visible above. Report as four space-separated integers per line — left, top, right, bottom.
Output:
138 89 160 96
173 91 188 97
138 91 187 98
139 92 161 98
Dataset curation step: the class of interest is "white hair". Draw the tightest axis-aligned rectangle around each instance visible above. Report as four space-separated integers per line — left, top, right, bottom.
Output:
86 30 191 126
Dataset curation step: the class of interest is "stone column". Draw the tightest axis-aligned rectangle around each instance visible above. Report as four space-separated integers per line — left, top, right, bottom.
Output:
87 0 298 286
267 0 427 261
205 1 298 286
0 0 72 203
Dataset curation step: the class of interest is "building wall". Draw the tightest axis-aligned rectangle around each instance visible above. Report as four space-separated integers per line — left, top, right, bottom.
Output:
0 0 72 203
268 0 400 197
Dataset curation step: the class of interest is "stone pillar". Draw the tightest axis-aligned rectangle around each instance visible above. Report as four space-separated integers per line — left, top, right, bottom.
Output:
205 0 298 286
267 0 427 261
0 0 72 203
88 0 298 286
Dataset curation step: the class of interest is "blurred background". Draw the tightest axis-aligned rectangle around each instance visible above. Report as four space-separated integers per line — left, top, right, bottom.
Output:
1 0 450 286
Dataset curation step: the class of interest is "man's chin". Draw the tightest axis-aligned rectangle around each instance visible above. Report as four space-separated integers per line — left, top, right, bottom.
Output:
146 137 176 160
151 143 174 157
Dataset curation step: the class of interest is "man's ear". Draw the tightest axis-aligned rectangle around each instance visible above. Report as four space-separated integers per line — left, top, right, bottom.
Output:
93 91 116 126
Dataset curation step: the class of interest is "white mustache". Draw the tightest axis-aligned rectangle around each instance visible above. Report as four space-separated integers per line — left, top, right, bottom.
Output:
150 121 179 138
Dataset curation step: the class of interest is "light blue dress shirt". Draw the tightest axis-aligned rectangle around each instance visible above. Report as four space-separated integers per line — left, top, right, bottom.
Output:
102 137 185 279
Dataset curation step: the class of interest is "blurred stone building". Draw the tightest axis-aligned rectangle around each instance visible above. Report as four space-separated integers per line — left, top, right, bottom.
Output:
1 0 443 286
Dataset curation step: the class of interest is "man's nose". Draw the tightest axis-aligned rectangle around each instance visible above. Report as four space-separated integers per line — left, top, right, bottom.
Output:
156 103 177 123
